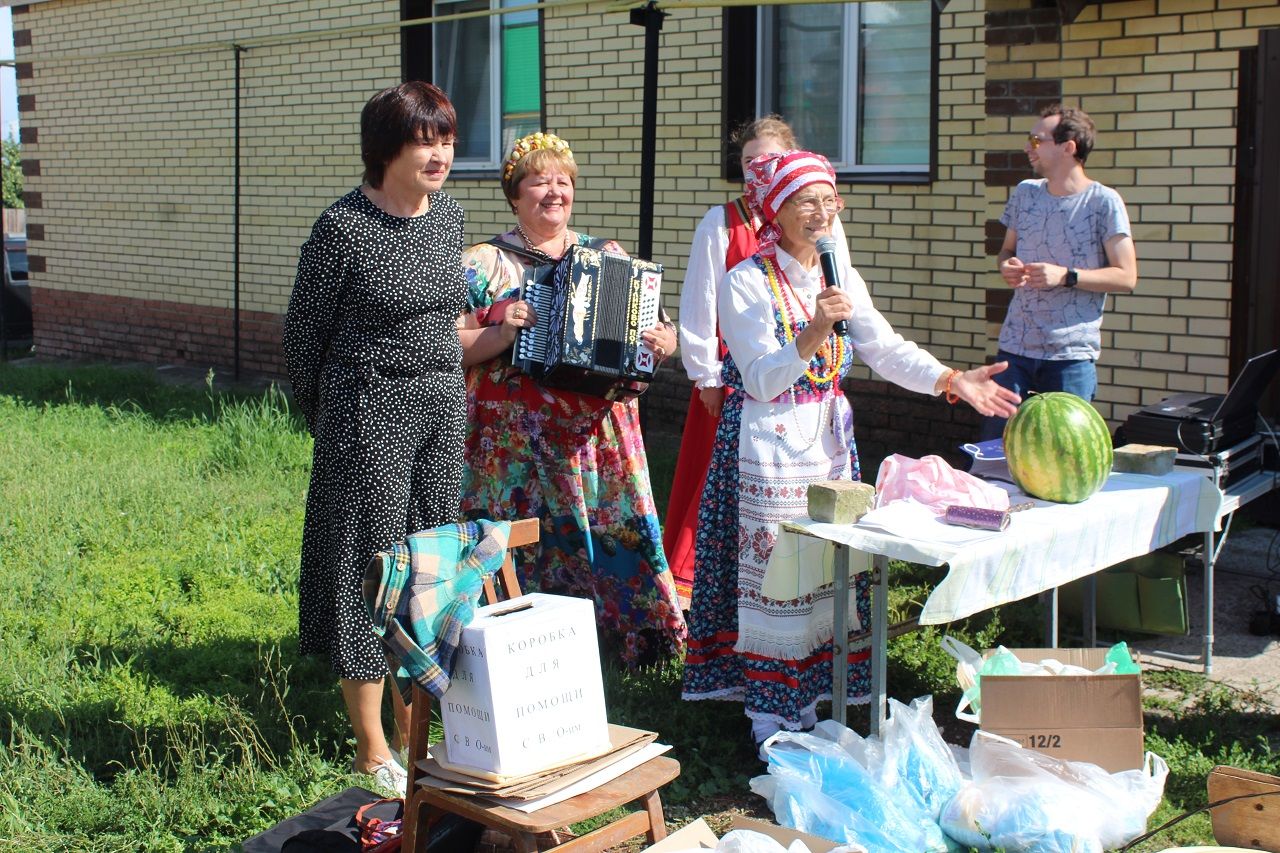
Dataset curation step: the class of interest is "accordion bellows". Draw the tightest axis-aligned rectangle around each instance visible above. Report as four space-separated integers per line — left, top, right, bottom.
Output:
514 245 663 401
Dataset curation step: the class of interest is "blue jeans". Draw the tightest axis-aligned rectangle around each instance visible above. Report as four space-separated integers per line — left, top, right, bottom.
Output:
978 350 1097 442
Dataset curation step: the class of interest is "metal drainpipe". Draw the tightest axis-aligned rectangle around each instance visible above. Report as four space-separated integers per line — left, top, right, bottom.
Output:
233 44 245 380
630 1 664 261
630 1 665 435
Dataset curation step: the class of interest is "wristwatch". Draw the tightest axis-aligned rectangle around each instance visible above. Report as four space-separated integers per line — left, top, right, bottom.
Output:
1064 268 1078 288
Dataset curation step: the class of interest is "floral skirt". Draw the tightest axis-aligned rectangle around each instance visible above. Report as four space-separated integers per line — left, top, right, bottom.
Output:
682 390 870 728
460 370 687 666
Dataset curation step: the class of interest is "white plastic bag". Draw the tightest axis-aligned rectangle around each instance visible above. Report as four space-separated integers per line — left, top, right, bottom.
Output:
809 698 963 821
939 732 1169 852
750 770 909 853
879 696 965 819
874 454 1011 512
941 635 992 724
942 638 1128 723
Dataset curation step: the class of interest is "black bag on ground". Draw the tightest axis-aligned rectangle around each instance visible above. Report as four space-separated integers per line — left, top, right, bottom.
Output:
237 786 484 853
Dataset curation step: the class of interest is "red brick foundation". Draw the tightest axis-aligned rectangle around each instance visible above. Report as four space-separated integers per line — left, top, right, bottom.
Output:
31 287 287 378
30 286 978 473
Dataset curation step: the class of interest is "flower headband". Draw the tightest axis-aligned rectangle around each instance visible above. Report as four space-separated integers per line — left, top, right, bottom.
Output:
503 132 574 181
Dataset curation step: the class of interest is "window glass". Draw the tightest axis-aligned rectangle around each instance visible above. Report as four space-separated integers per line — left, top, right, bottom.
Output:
758 1 930 173
761 4 843 159
500 0 541 156
432 0 542 167
859 2 930 165
434 0 492 162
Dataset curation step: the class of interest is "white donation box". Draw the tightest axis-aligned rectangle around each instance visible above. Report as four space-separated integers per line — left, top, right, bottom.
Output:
440 592 611 776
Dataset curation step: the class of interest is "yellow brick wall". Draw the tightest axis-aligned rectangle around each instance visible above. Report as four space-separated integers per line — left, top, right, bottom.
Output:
18 0 402 319
15 0 1273 429
18 0 988 375
984 0 1268 425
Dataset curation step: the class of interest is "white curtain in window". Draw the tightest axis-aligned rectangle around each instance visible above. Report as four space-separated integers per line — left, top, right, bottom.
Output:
859 2 930 166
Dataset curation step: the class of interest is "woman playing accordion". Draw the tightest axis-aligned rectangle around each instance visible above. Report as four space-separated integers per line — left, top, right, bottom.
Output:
455 132 687 668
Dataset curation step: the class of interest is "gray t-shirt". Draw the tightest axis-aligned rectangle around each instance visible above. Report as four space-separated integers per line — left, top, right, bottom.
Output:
998 179 1131 361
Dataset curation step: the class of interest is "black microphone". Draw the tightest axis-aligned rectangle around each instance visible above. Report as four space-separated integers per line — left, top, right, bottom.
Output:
816 236 848 337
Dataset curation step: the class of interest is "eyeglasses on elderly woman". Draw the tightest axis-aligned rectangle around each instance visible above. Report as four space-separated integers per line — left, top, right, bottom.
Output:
787 194 845 215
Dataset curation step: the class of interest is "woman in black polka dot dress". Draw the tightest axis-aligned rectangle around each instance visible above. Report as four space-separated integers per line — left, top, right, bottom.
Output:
283 81 466 795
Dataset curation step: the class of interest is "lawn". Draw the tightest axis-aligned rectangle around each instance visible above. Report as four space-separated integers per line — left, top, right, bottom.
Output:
0 361 1276 851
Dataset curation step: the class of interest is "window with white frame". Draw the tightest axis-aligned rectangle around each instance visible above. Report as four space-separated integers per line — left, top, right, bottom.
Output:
411 0 543 170
727 1 934 179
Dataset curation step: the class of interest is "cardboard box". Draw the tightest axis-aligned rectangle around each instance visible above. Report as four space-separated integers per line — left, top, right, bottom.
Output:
979 647 1144 774
440 593 611 777
644 816 848 853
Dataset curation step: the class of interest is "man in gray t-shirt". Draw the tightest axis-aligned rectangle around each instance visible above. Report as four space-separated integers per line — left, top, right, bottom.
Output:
981 104 1139 441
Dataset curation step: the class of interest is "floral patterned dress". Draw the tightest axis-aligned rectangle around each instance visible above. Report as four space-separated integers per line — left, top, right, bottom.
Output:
459 231 687 666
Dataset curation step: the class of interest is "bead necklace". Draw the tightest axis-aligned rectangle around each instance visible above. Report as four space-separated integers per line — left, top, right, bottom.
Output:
515 222 571 260
761 256 844 386
760 255 846 448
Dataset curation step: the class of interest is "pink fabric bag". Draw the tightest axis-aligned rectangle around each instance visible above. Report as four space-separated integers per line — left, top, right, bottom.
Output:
873 454 1010 514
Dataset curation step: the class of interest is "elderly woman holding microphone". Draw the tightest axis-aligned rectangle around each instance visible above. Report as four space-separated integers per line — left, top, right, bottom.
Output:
681 150 1020 750
664 116 851 609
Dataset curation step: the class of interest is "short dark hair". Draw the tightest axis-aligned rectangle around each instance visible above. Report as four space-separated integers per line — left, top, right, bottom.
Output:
360 82 458 189
1042 103 1095 164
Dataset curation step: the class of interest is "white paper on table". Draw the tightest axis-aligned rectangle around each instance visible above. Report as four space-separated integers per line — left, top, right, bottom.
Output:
485 742 672 813
857 500 1005 545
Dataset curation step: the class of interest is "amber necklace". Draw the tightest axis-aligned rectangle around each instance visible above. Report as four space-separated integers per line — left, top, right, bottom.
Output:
761 256 844 385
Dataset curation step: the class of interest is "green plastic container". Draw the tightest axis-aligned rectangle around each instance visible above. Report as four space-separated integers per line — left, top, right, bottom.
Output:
1060 552 1189 636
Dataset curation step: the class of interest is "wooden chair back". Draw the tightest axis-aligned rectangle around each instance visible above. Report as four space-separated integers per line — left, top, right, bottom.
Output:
402 518 539 805
1207 765 1280 851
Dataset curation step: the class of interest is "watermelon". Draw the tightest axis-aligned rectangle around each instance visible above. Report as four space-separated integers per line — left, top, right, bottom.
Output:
1002 391 1113 503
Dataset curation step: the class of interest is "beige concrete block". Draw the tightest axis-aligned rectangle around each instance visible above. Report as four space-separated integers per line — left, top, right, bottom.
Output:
1171 147 1231 167
1132 315 1187 335
1144 53 1196 73
1213 28 1258 49
1113 444 1177 476
1067 20 1125 39
1123 16 1182 35
1246 5 1280 26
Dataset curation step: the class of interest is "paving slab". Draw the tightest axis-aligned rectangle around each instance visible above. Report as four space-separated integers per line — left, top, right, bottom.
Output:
1129 526 1280 703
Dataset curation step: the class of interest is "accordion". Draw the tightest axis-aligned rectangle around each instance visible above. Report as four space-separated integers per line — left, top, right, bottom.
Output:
513 244 663 401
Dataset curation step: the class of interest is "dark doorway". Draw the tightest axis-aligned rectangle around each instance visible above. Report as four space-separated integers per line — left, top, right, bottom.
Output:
1232 28 1280 421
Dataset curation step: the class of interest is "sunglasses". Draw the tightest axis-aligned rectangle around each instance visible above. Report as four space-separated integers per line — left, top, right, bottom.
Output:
1027 133 1051 150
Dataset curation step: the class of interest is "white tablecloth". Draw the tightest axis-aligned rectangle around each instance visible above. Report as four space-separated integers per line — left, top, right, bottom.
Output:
768 469 1224 625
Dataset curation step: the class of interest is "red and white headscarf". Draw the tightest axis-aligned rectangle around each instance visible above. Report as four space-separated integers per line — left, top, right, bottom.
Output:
745 150 837 258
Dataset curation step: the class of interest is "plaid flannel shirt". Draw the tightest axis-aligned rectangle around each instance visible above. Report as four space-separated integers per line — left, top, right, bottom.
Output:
363 520 512 702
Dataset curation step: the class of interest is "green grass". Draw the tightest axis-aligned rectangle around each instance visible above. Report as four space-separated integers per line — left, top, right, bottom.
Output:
1 362 1276 850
